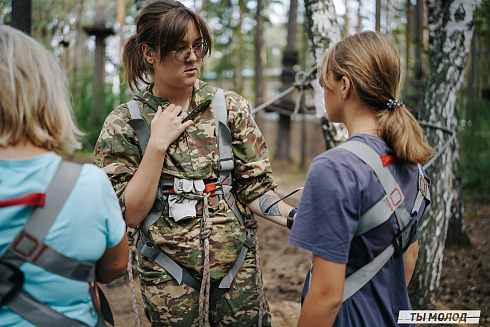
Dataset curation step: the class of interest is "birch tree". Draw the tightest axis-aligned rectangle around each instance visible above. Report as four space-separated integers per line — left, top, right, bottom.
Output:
409 0 477 308
304 0 346 149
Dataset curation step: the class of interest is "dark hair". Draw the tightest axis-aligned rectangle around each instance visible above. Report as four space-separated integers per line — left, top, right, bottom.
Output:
319 31 434 165
123 0 212 92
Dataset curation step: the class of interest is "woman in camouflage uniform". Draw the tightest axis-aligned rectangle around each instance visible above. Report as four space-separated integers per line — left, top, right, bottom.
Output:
94 1 297 326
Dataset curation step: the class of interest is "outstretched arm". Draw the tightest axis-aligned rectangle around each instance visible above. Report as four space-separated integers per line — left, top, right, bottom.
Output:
246 190 296 228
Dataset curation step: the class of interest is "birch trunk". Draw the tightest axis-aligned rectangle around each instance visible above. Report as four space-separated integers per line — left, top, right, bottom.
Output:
409 0 476 308
304 0 346 149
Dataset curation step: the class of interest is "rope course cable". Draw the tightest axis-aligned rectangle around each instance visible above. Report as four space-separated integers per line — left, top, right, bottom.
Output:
418 121 457 170
250 68 458 194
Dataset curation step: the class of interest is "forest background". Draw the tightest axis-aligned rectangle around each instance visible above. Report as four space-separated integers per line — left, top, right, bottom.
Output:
2 0 490 325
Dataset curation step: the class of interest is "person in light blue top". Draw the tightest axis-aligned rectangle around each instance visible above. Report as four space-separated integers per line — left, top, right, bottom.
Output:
0 25 128 327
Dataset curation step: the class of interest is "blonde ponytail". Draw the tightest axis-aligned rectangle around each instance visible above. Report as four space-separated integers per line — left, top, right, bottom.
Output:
378 105 434 165
319 31 434 165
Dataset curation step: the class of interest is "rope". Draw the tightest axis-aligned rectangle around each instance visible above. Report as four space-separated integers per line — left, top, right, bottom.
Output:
127 245 141 327
198 193 212 327
249 226 265 326
252 67 317 115
418 121 457 170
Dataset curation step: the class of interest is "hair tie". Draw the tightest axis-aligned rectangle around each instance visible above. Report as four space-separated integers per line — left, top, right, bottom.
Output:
387 98 404 110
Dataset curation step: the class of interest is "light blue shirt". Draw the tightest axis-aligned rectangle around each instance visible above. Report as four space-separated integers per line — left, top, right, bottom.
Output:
0 152 126 327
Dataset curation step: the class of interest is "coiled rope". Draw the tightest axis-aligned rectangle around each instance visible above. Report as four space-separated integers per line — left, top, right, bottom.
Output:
198 193 213 327
249 224 265 326
127 234 141 327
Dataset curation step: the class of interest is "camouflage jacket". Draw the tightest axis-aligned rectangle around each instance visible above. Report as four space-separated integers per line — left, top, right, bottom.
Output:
94 80 276 285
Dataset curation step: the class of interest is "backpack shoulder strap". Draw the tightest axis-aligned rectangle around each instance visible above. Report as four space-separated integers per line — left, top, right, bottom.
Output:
127 99 151 156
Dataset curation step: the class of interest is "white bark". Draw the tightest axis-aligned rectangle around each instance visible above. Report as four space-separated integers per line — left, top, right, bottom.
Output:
304 0 347 148
305 0 341 65
411 0 477 308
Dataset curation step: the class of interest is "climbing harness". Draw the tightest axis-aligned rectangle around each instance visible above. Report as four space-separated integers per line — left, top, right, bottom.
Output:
126 88 264 326
0 161 112 327
301 140 431 303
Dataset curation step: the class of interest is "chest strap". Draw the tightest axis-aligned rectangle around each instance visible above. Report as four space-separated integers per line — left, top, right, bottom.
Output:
0 162 107 327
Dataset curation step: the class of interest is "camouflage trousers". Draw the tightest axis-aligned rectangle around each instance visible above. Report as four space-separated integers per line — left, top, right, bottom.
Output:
140 251 272 326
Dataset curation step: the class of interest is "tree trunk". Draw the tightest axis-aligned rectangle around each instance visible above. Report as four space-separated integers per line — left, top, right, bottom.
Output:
402 0 412 101
375 0 381 32
357 0 362 32
275 0 298 161
409 0 476 308
304 0 346 150
254 0 265 130
11 0 31 34
235 0 245 95
413 0 428 114
72 0 84 101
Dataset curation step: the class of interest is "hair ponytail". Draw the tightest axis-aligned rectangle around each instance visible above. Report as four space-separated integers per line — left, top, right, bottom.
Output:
320 31 434 165
378 105 434 165
123 35 152 92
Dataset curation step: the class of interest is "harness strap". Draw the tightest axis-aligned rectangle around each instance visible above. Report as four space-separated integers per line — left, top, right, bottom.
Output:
137 228 255 300
6 287 90 327
1 162 95 282
339 141 413 243
127 91 261 315
332 141 429 302
127 99 151 156
0 161 106 327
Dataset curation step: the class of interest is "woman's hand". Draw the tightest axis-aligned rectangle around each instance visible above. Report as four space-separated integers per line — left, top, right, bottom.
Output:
148 104 194 152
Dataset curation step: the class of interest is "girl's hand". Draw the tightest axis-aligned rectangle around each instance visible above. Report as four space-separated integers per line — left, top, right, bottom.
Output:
148 104 194 152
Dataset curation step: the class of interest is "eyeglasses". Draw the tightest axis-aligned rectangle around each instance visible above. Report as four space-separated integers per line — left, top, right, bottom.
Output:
172 43 209 62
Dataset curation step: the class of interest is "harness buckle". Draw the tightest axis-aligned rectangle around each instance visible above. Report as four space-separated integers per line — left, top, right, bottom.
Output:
419 175 429 198
392 212 418 255
0 262 25 306
11 231 46 261
143 242 159 262
218 157 234 172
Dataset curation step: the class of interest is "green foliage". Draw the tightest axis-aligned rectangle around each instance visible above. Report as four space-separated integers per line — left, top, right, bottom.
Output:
456 0 490 193
457 103 490 193
74 70 131 152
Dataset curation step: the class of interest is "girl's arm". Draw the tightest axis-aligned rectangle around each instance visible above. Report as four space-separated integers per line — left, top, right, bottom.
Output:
246 190 296 228
95 233 130 284
297 255 345 327
404 240 418 286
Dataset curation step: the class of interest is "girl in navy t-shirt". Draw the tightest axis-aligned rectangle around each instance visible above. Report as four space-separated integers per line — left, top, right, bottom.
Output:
288 31 434 327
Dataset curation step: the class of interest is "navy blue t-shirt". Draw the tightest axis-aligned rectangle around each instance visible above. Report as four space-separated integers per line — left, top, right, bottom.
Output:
288 134 430 327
